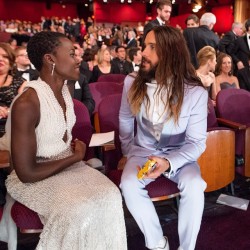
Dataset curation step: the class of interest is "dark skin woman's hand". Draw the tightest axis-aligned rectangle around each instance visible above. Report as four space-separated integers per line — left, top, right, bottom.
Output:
71 139 86 162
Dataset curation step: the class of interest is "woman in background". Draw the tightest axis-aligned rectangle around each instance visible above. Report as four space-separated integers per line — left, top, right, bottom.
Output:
0 43 26 134
214 52 239 98
90 47 116 82
196 46 217 102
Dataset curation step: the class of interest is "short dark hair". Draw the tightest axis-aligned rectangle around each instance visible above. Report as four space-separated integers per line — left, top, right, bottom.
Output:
115 45 126 53
27 31 66 71
156 0 172 10
128 47 140 61
245 19 250 32
185 14 199 25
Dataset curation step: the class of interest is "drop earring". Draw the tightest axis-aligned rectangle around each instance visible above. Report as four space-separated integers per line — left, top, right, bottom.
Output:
51 63 55 76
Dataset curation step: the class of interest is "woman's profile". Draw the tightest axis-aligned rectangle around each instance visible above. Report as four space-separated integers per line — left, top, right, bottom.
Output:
5 31 127 249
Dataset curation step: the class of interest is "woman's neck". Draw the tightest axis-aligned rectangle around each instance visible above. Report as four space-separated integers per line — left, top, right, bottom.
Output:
100 61 110 67
0 73 9 87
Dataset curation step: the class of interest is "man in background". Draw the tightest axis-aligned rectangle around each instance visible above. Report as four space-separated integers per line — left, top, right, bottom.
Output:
128 47 142 72
219 22 243 55
143 0 172 40
185 14 199 28
183 12 219 68
15 46 39 81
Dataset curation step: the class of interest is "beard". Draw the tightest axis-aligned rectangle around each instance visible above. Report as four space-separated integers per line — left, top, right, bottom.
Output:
138 57 158 82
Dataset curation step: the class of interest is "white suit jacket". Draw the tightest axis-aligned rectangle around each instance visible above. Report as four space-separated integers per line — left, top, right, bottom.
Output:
119 75 208 177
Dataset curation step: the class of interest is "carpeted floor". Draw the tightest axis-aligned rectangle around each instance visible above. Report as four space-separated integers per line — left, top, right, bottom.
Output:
1 174 250 250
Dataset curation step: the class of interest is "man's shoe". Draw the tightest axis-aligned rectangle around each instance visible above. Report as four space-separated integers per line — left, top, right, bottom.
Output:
152 236 170 250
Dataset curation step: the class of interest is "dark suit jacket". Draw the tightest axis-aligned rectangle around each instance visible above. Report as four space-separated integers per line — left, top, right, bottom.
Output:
126 38 137 49
218 30 237 55
67 74 95 115
15 67 39 81
237 67 250 91
143 19 161 41
183 25 220 68
231 35 250 68
112 58 133 75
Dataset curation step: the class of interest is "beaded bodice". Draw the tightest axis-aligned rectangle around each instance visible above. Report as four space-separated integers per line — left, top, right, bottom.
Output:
25 78 76 158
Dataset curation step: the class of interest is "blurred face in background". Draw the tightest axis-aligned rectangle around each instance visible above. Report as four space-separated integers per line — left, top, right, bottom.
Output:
103 50 111 62
221 56 232 74
157 5 172 22
186 19 199 28
15 49 30 68
0 47 10 75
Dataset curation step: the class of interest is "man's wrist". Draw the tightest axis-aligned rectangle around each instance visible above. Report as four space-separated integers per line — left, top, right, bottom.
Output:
162 159 171 178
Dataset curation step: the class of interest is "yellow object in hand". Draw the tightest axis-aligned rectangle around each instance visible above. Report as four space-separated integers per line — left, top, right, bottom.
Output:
137 159 157 180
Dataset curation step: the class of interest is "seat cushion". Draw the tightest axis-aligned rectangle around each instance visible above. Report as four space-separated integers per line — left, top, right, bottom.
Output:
11 202 43 230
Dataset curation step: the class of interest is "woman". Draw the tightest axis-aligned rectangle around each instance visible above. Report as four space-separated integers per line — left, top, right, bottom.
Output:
214 52 239 98
0 43 26 135
90 47 116 82
196 46 217 102
5 31 127 250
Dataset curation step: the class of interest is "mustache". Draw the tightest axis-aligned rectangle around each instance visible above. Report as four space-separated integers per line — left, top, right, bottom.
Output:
141 57 152 64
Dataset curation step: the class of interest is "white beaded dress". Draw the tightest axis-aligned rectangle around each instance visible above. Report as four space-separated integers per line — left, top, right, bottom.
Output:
5 79 127 250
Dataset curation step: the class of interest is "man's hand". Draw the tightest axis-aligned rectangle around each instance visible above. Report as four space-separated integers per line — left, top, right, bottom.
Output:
141 156 170 179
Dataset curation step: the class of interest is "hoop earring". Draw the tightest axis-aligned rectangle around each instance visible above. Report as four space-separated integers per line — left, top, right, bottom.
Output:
51 63 55 76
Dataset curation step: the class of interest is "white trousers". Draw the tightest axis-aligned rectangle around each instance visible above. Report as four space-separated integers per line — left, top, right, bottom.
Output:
120 156 207 250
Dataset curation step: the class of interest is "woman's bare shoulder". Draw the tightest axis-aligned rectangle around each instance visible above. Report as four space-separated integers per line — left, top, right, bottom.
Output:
12 88 40 115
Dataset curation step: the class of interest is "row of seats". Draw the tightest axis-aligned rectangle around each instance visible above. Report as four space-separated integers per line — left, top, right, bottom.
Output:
1 86 249 248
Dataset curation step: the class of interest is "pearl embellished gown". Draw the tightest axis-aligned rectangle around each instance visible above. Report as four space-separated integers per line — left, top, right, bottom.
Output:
5 79 127 250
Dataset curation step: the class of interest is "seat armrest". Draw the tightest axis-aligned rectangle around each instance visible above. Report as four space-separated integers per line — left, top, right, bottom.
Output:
217 118 247 130
103 143 116 151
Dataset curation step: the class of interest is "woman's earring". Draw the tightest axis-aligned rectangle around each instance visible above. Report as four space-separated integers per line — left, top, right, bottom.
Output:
51 63 55 76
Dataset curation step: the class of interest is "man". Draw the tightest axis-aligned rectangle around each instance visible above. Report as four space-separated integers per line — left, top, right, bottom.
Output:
119 26 207 250
128 47 142 72
67 46 95 116
218 22 243 55
112 45 133 75
125 30 138 49
231 19 250 71
237 55 250 91
183 12 219 68
15 46 39 81
185 14 199 28
143 0 172 40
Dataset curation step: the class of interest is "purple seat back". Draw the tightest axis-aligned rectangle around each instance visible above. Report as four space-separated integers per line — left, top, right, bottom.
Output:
216 89 250 170
97 74 126 84
72 99 95 160
98 94 123 173
216 89 250 125
207 98 218 129
89 81 124 113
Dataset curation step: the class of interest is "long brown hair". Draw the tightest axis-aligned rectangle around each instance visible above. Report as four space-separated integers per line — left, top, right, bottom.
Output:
128 26 202 123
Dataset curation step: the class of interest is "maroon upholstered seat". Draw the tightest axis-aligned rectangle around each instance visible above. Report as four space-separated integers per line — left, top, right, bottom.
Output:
11 202 43 233
72 99 95 160
97 74 126 84
216 89 250 177
97 94 179 202
89 81 124 114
